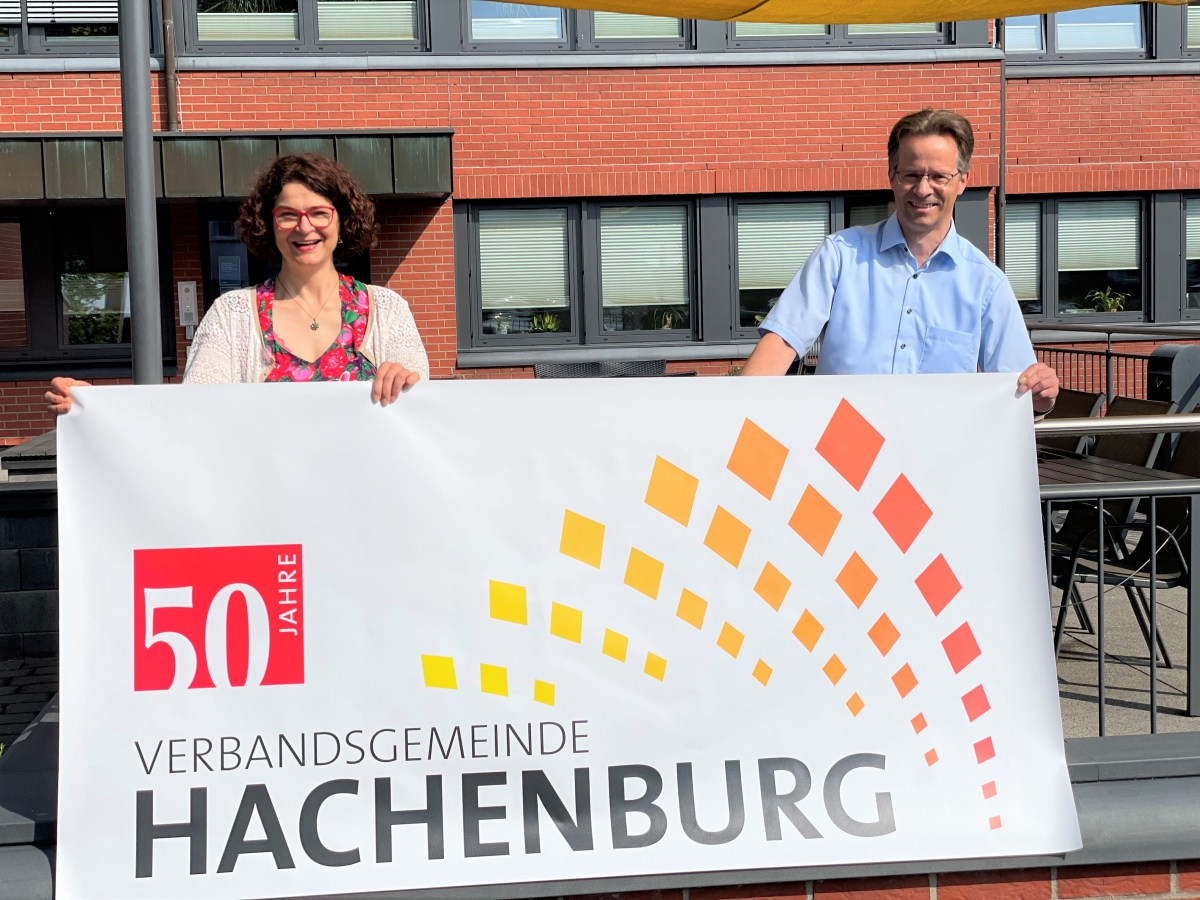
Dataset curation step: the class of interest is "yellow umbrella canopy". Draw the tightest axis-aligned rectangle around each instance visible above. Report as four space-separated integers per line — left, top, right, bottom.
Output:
554 0 1185 25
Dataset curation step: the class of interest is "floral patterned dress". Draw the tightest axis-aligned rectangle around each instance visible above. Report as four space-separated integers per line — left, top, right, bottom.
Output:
258 275 377 382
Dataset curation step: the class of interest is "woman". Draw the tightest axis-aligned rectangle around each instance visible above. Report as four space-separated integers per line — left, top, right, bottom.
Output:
46 153 428 413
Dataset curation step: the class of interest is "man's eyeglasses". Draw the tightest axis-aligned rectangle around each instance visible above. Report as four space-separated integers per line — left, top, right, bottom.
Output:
273 206 336 230
893 171 961 189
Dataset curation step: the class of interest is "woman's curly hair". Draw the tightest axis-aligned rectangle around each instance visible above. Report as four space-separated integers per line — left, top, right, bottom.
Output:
238 153 378 259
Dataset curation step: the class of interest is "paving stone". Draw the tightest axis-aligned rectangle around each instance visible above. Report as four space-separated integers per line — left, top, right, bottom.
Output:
3 702 48 713
0 550 19 592
21 633 57 658
0 594 57 636
32 665 58 675
0 635 20 663
0 513 57 550
12 674 57 686
18 548 57 591
12 691 53 704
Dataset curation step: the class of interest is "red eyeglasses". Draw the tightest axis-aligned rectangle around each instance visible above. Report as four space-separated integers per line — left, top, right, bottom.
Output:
273 206 336 230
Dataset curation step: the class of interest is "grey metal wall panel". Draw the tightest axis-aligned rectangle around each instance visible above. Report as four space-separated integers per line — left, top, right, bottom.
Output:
954 188 991 257
336 136 394 194
694 19 727 52
279 136 335 158
1151 193 1184 323
392 134 451 195
699 194 734 342
161 138 222 198
102 139 163 199
220 137 279 197
42 140 103 200
0 142 44 201
955 19 990 47
428 0 462 54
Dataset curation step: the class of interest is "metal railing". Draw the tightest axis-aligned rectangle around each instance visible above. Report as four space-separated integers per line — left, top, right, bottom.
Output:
1037 414 1200 736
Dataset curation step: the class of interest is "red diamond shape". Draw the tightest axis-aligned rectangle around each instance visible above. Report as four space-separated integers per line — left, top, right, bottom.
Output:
873 475 932 553
942 622 982 674
961 684 991 722
916 555 962 616
815 399 885 491
974 736 996 763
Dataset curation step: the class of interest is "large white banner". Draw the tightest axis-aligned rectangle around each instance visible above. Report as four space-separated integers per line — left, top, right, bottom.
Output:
56 376 1080 900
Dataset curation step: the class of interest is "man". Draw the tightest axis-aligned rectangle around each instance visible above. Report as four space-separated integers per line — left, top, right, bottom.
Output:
741 108 1059 415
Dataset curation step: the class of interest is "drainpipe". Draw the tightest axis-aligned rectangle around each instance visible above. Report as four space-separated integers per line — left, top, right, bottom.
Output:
162 0 180 131
996 17 1007 271
119 0 164 384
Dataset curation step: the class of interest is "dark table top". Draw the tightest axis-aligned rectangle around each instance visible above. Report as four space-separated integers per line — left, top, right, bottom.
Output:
1037 448 1200 501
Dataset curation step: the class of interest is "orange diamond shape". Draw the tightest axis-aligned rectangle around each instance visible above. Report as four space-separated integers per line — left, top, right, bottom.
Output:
789 485 842 556
717 622 745 658
925 749 939 766
822 654 846 685
873 475 931 554
916 554 962 616
989 816 1002 830
792 609 824 651
815 399 885 491
846 693 865 716
982 781 998 800
644 456 699 527
727 418 789 500
835 552 877 608
754 562 791 611
891 663 918 698
911 712 928 734
704 506 752 568
752 659 773 686
867 613 900 656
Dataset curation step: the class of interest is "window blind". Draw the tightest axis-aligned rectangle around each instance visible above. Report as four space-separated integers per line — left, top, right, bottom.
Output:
1189 4 1199 48
847 203 892 227
197 12 298 39
318 0 416 40
600 206 689 307
26 0 117 23
1004 15 1043 51
593 12 682 38
470 1 562 40
847 22 938 33
737 203 829 291
733 21 826 36
1055 4 1142 51
1058 200 1140 271
478 209 569 310
1003 204 1041 302
0 0 18 23
1186 199 1200 261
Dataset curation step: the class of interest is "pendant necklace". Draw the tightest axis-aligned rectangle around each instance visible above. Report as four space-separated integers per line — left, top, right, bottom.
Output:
278 277 338 331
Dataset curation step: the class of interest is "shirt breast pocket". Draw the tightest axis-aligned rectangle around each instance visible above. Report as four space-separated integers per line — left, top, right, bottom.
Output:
918 326 978 374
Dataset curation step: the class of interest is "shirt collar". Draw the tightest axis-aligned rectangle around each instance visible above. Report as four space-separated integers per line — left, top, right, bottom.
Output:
879 213 964 267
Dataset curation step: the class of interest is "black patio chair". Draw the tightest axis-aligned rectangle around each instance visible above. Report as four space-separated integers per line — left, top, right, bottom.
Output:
1037 388 1104 455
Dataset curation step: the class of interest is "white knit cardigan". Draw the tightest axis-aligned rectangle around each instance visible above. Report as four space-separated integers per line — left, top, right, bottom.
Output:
183 284 430 384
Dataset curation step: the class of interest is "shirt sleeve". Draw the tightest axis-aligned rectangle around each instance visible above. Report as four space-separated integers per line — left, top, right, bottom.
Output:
757 236 842 357
978 273 1037 374
183 300 236 384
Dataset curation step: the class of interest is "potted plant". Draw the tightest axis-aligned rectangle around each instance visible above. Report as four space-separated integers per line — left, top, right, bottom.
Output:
1085 286 1130 313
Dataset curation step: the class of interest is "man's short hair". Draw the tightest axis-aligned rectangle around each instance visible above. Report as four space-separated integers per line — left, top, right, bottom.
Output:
887 109 974 174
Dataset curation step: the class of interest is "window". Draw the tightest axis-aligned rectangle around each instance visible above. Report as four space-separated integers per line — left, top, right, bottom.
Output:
1058 199 1142 314
462 201 697 346
846 198 894 228
0 206 176 379
1189 2 1200 50
729 19 945 47
462 3 688 51
469 1 562 41
736 202 829 329
1004 4 1146 57
0 0 127 54
1186 198 1200 311
189 0 422 50
1004 204 1041 315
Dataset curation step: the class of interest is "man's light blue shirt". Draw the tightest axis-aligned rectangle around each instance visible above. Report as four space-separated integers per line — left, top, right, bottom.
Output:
760 214 1036 375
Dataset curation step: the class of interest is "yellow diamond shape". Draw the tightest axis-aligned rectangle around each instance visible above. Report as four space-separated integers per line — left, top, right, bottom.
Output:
489 580 527 625
704 506 752 568
644 652 667 681
823 654 847 685
644 456 699 527
549 602 583 643
754 562 791 611
602 629 629 662
717 622 744 658
792 609 824 652
752 659 773 685
480 664 508 696
624 548 665 600
676 589 708 630
560 509 605 568
846 692 865 716
533 680 555 706
421 655 457 689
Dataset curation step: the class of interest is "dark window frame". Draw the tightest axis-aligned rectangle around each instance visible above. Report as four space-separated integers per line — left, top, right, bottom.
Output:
0 0 160 56
727 20 950 49
1015 195 1149 325
460 1 571 52
1003 3 1152 62
0 203 177 381
1183 193 1200 319
460 4 693 53
181 0 426 54
1186 2 1200 55
576 10 692 51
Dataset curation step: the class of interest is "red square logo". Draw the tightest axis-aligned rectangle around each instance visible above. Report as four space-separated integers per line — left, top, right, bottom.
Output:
133 545 304 691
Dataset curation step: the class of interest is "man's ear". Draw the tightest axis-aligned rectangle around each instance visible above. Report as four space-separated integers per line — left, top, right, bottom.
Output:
957 170 970 194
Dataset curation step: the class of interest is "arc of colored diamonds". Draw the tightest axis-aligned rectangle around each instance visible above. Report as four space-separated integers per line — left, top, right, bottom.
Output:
419 654 557 707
